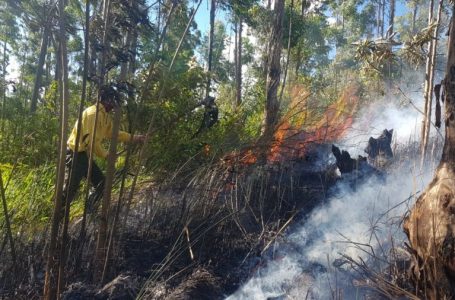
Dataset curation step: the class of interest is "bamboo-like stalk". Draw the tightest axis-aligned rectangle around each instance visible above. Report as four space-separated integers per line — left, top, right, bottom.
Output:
1 39 7 144
121 0 198 232
0 169 16 270
58 0 91 291
74 0 92 271
101 7 137 280
78 0 111 271
421 0 436 165
43 0 70 297
169 0 202 72
140 0 178 100
119 2 181 234
92 0 114 284
421 0 444 168
95 104 121 283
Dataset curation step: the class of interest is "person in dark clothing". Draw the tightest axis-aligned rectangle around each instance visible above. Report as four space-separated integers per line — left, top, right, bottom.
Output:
192 96 218 138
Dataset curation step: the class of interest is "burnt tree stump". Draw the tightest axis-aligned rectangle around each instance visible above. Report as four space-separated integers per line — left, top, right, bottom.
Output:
364 129 393 166
331 145 368 174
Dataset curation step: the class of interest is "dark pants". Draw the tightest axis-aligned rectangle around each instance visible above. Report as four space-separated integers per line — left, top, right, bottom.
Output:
63 149 105 209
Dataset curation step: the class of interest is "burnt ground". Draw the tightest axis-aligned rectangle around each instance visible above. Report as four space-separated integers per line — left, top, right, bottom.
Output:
1 143 389 300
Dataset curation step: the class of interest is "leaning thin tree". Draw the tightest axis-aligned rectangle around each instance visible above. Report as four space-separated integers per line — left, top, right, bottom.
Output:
43 0 70 297
404 5 455 299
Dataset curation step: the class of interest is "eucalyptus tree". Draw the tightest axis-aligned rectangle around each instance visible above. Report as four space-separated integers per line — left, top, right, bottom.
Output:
261 0 284 149
29 1 57 113
200 21 231 84
421 0 444 166
0 0 20 143
235 16 243 106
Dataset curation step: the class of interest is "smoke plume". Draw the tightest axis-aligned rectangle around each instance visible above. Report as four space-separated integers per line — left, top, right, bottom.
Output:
227 93 441 299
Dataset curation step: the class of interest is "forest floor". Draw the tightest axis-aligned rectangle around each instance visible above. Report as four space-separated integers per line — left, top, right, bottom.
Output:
3 142 414 299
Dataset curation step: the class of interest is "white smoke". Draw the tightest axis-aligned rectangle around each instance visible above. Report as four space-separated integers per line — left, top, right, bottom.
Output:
339 87 444 156
227 167 432 299
227 92 441 299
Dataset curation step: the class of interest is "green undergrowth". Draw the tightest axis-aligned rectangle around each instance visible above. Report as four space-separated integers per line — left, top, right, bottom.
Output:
0 163 55 240
0 156 155 241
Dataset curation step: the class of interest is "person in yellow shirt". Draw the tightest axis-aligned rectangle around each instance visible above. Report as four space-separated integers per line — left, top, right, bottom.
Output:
64 85 145 211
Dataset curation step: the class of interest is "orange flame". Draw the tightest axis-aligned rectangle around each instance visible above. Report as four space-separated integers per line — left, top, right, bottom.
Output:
222 83 359 166
268 84 359 163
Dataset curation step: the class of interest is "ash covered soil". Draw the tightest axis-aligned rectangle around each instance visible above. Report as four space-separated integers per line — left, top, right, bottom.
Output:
6 136 415 300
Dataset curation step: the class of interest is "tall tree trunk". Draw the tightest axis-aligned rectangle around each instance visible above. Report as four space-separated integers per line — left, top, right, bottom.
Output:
280 0 293 102
43 0 70 297
1 39 7 150
30 25 50 113
169 0 202 71
295 44 302 76
423 0 444 168
101 15 135 281
60 0 91 286
261 0 284 152
74 0 92 271
121 4 203 231
235 18 242 107
421 0 436 165
381 0 385 37
376 0 381 36
205 0 216 97
388 0 395 36
92 0 114 284
141 0 178 100
412 3 418 34
404 6 455 299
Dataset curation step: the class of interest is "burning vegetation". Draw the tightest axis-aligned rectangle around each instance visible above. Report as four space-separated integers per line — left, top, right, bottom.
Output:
2 0 454 298
233 84 360 166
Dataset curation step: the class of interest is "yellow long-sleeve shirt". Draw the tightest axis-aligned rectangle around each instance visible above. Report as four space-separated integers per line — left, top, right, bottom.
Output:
67 104 131 159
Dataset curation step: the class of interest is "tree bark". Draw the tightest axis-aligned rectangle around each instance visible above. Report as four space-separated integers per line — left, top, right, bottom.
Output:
235 18 242 107
412 3 418 34
404 6 455 299
280 0 293 102
381 0 385 37
30 25 50 113
422 0 443 167
1 39 7 149
421 0 438 166
205 0 216 98
388 0 395 36
43 0 70 297
261 0 284 146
